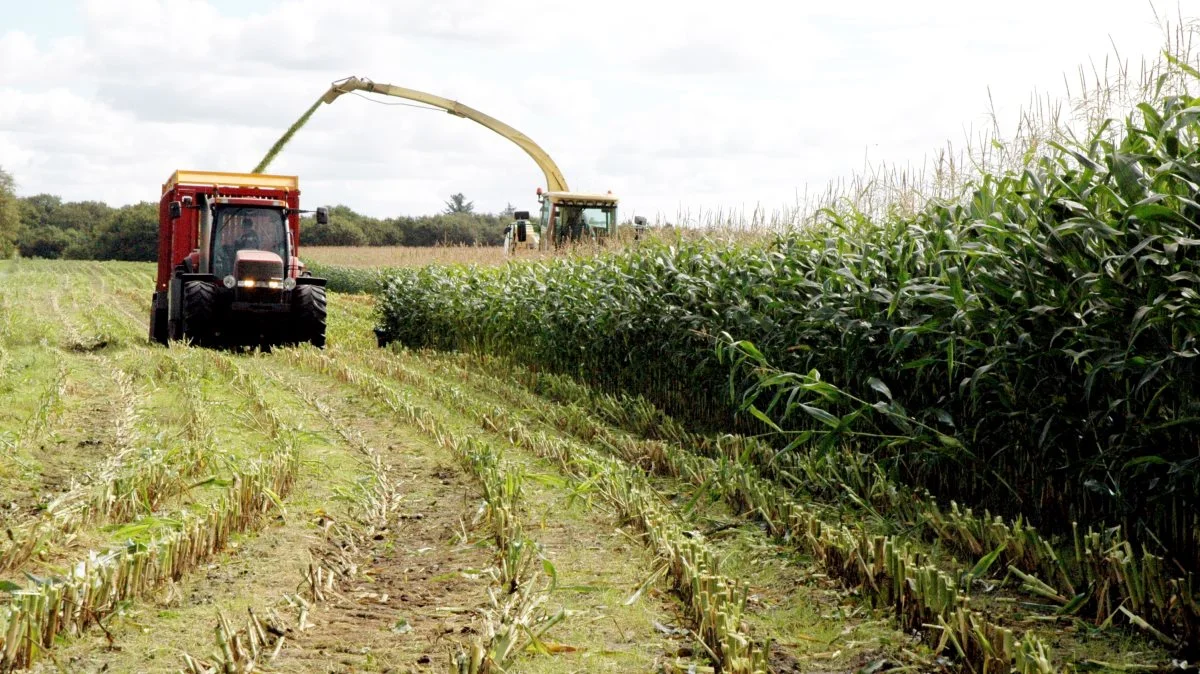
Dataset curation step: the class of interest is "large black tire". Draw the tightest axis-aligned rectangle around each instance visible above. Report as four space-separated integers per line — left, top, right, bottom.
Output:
293 285 327 348
149 294 168 346
181 280 216 347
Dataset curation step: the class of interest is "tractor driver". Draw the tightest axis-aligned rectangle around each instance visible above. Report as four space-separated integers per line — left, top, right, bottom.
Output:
567 210 585 240
235 216 262 250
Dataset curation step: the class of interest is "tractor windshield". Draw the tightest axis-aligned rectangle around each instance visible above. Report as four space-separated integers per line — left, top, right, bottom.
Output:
211 207 288 278
554 204 616 244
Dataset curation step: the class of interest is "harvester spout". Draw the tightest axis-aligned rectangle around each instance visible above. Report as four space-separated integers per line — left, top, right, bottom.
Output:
321 76 364 105
303 75 570 193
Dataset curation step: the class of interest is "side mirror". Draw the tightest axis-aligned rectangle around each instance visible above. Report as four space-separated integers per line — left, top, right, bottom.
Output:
514 210 530 221
169 201 182 219
634 216 647 226
316 207 329 225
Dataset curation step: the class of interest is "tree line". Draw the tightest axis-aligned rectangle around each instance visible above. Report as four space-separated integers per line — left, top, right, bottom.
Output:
306 199 511 247
0 167 516 261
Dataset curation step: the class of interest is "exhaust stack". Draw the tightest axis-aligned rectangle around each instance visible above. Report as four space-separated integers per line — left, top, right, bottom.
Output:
197 193 212 273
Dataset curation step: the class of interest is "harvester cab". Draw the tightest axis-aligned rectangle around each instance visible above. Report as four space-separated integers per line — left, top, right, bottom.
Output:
149 170 329 350
535 188 619 250
503 210 538 255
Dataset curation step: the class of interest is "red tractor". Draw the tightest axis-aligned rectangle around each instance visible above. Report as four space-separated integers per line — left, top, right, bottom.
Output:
149 170 329 349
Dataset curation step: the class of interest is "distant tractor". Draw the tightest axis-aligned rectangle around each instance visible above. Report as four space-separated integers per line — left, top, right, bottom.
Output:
503 210 539 255
149 170 329 349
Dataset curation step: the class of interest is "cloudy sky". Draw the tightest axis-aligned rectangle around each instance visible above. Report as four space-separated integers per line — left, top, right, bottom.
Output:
0 0 1191 221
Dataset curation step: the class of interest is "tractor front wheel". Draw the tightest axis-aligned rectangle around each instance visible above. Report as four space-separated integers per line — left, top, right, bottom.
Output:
181 280 216 347
293 285 327 348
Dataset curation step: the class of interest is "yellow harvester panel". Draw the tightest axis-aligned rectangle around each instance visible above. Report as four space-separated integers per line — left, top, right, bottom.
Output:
162 170 299 195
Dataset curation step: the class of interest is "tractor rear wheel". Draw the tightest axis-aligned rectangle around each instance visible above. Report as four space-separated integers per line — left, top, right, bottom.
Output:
181 280 216 347
293 285 327 348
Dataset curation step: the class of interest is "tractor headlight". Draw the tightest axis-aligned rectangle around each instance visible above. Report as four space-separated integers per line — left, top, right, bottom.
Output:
223 275 236 289
283 277 297 291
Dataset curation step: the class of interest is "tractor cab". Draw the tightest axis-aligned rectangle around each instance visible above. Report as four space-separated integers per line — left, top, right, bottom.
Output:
535 189 619 250
211 204 290 281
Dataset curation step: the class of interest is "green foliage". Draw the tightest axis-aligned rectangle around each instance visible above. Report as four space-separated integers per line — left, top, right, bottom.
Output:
300 207 508 247
11 191 149 260
376 94 1200 564
17 226 74 259
90 203 158 261
303 205 370 246
0 167 19 257
21 196 110 235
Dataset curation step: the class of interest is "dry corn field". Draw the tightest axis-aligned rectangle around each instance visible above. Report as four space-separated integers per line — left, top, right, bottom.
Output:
303 246 511 269
0 259 1185 674
301 228 750 270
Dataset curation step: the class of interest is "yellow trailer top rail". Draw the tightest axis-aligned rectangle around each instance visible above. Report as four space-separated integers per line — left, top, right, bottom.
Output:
163 170 299 195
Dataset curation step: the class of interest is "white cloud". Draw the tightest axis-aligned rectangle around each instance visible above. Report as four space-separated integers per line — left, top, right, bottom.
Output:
642 43 756 75
0 0 1188 222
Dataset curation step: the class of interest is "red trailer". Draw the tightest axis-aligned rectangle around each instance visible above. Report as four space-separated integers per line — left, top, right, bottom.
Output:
149 170 328 349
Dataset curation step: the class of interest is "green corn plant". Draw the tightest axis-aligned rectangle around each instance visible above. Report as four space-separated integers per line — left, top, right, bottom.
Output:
371 80 1200 588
